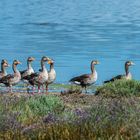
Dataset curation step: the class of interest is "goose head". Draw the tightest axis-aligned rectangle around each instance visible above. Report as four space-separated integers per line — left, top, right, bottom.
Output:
27 57 35 62
47 58 54 65
13 60 22 66
91 60 100 65
41 56 50 62
1 59 10 67
125 61 135 67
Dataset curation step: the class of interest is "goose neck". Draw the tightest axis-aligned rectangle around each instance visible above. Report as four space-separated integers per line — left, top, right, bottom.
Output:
41 61 47 72
1 64 6 74
91 62 95 74
27 61 32 70
125 64 129 76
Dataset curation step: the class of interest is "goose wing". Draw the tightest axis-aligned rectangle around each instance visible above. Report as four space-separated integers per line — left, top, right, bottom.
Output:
70 74 90 84
0 71 5 78
20 70 28 79
23 72 38 80
0 74 14 84
20 70 27 75
104 74 124 83
23 72 39 85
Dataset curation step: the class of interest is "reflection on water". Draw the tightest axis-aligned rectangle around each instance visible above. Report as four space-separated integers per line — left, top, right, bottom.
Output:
0 0 140 86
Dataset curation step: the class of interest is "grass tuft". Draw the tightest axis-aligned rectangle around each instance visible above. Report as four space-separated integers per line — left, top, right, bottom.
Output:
95 80 140 97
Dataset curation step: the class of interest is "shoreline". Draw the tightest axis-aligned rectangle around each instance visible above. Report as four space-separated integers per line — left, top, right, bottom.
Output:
0 80 140 139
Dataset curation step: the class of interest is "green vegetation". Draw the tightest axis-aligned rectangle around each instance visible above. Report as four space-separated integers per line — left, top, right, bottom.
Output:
0 94 64 125
0 80 140 139
96 80 140 97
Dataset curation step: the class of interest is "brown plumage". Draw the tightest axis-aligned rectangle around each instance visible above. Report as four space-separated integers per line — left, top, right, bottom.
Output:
104 61 135 83
0 60 21 92
69 60 99 93
45 58 56 93
24 56 49 93
0 59 10 79
20 57 35 80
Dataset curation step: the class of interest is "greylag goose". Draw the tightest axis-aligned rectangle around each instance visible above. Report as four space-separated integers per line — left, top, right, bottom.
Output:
20 57 35 80
24 56 49 93
45 58 56 93
69 60 99 93
104 61 135 83
0 60 21 92
0 59 10 79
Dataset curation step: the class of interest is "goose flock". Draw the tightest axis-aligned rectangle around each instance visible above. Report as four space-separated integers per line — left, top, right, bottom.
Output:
0 56 135 93
0 56 56 94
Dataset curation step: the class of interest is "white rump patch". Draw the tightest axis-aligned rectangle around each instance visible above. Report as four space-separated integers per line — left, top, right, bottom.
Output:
74 81 81 85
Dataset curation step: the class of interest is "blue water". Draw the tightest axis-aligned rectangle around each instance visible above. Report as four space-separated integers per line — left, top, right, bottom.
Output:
0 0 140 85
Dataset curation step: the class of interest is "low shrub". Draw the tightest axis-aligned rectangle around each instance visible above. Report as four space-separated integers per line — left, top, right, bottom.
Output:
95 80 140 97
